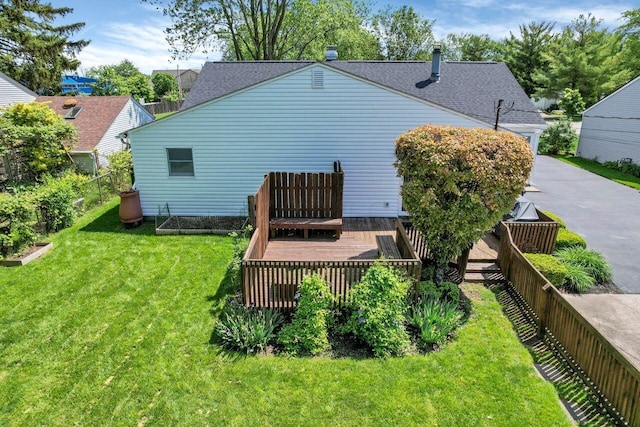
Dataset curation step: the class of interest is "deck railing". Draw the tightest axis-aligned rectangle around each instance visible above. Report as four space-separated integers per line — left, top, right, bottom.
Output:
242 219 421 309
246 174 270 260
504 209 560 254
497 222 640 425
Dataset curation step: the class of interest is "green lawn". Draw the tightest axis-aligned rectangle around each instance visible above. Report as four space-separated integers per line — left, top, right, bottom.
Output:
154 111 177 119
0 200 570 426
556 155 640 190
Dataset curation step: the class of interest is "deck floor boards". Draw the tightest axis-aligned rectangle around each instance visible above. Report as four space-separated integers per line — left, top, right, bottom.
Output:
262 217 396 261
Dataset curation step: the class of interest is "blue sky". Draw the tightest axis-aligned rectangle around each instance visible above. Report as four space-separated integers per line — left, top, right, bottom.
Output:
50 0 634 74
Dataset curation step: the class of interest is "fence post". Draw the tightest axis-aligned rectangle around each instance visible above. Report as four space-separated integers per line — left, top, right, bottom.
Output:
537 283 553 338
247 195 256 228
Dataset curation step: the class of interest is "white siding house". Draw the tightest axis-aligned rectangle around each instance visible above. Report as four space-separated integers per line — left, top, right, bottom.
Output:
128 59 544 218
131 65 489 217
0 71 36 108
577 75 640 164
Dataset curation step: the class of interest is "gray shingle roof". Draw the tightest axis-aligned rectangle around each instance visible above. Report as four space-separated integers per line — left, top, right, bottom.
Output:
182 60 545 126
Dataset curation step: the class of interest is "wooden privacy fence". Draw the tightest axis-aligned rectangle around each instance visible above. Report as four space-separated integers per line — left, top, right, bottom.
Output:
497 223 640 425
246 174 270 260
504 209 560 254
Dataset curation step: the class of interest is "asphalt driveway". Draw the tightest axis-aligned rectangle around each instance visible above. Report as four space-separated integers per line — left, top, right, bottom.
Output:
526 155 640 294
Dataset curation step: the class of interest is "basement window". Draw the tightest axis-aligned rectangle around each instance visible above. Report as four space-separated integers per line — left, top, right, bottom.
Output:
167 148 194 176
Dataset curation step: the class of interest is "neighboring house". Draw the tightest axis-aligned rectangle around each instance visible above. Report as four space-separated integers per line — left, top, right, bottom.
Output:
576 75 640 164
61 75 98 95
37 96 155 174
128 49 545 218
0 72 38 177
151 69 200 95
0 71 37 108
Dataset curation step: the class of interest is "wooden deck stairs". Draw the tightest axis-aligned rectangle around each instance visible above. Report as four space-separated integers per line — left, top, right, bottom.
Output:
464 233 506 285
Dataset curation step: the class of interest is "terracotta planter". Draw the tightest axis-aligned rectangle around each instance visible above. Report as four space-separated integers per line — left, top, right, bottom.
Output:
119 190 143 224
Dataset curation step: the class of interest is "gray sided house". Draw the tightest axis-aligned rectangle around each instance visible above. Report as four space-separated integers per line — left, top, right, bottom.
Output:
0 71 36 108
37 96 155 174
128 55 545 218
577 75 640 164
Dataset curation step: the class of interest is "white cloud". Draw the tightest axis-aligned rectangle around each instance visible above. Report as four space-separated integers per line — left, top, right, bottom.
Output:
76 18 219 75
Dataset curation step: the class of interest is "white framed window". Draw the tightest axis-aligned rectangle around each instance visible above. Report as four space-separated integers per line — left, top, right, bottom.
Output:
167 148 194 176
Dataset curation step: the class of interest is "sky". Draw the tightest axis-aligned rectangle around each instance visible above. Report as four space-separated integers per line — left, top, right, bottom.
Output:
50 0 634 75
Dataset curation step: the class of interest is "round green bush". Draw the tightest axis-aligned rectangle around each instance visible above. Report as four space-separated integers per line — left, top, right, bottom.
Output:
555 228 586 250
278 274 333 356
344 264 411 357
524 253 568 286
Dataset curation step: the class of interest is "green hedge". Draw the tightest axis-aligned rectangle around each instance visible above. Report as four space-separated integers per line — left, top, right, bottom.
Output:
0 192 37 257
555 228 586 251
541 210 566 228
524 253 568 286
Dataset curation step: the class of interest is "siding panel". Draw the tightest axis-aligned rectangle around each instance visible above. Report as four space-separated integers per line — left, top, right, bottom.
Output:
131 65 489 217
0 74 36 108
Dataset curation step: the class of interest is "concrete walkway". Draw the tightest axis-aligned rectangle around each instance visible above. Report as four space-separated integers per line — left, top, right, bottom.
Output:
563 294 640 371
526 155 640 294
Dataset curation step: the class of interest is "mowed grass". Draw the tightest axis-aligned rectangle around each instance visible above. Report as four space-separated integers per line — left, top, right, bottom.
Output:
0 200 570 426
557 155 640 190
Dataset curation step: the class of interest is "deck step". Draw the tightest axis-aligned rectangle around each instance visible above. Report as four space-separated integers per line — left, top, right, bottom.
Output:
464 271 506 284
466 262 501 273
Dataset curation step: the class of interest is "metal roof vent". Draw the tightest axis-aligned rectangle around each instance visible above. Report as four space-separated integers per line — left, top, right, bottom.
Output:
311 70 324 89
325 45 338 61
65 106 83 119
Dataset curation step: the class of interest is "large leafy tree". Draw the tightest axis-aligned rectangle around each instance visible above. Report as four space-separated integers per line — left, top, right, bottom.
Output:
618 8 640 79
371 5 435 60
443 33 501 61
501 21 555 97
0 102 77 181
395 125 533 283
87 60 154 102
146 0 373 61
533 14 626 106
0 0 89 93
152 72 179 101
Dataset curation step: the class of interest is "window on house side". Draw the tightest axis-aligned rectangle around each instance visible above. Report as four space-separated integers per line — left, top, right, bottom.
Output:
167 148 194 176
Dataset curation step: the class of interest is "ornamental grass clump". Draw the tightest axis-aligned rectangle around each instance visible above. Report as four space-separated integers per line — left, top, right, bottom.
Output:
407 298 463 348
215 300 284 354
278 274 333 356
563 264 596 293
344 264 411 357
556 247 613 283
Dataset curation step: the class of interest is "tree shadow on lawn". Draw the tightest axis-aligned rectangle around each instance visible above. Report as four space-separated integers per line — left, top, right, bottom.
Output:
80 205 156 236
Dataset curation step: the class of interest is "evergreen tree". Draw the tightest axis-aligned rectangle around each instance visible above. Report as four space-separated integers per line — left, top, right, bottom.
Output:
618 8 640 79
502 21 555 97
0 0 89 93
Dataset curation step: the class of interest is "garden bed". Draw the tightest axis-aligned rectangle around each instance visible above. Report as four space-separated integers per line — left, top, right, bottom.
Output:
156 215 247 235
0 242 53 267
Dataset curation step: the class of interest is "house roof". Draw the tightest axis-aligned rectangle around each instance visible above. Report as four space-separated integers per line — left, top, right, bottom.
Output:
36 96 132 151
182 60 545 126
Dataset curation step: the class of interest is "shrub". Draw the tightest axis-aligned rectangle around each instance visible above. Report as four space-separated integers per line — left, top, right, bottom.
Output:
556 247 613 283
539 119 577 155
541 210 566 228
555 228 586 250
215 300 284 354
0 192 36 257
278 274 333 356
416 280 460 304
563 264 595 293
35 175 86 232
395 125 533 282
344 264 411 357
524 253 568 286
407 298 463 348
558 88 585 119
106 150 133 193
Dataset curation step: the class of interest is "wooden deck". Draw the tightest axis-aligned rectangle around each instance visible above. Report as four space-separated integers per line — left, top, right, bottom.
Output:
262 217 396 261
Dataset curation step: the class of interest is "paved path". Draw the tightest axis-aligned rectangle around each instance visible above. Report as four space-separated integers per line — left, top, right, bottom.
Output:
563 294 640 371
526 155 640 294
